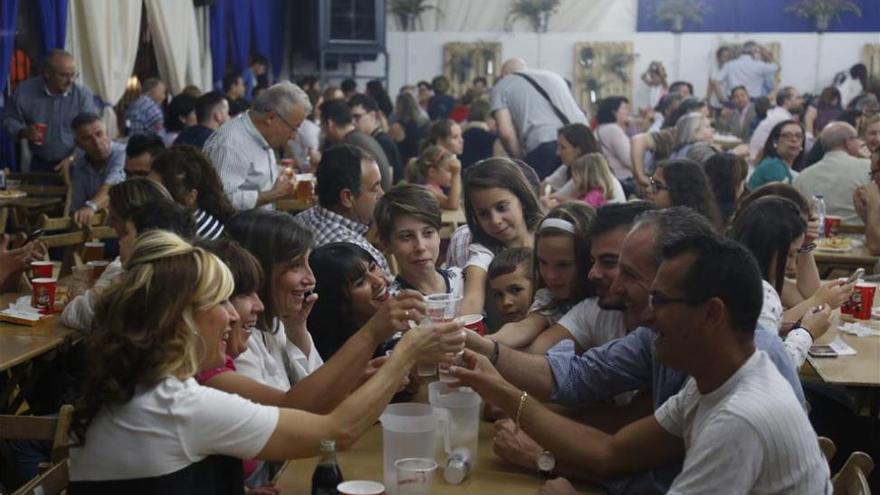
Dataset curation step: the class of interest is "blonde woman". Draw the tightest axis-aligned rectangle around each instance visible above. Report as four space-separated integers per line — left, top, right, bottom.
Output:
569 153 618 208
70 230 464 492
404 144 462 210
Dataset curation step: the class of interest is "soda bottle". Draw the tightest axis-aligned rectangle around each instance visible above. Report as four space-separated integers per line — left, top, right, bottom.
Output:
311 439 344 495
813 194 826 239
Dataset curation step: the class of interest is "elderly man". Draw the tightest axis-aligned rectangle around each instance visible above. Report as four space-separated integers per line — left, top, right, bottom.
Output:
794 122 870 224
125 78 167 137
204 81 307 210
320 99 392 191
173 91 230 149
454 231 829 495
715 85 756 142
349 93 403 183
463 208 808 494
748 86 803 161
69 113 126 226
3 50 97 172
124 134 165 178
294 144 390 276
490 58 588 179
717 41 778 99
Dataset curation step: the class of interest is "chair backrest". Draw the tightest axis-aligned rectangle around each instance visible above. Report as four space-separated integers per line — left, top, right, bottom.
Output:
40 211 108 234
0 404 73 463
7 171 72 216
11 459 68 495
833 451 875 495
818 436 836 464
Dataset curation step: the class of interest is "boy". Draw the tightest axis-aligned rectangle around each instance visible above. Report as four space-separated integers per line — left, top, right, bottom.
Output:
487 247 534 325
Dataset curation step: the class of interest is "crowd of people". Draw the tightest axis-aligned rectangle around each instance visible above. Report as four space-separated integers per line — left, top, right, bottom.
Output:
1 42 879 494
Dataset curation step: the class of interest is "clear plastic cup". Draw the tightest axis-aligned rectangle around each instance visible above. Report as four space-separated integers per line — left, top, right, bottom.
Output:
394 458 437 495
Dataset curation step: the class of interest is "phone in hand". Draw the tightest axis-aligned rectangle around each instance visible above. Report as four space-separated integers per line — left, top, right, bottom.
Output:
808 345 838 358
845 268 865 285
25 228 43 244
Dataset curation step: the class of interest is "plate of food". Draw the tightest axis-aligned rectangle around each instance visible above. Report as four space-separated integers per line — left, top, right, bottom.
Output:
0 189 26 199
816 237 854 252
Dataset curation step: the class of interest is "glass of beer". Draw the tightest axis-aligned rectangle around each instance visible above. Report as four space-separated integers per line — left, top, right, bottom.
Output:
82 241 105 263
295 173 316 205
419 293 462 378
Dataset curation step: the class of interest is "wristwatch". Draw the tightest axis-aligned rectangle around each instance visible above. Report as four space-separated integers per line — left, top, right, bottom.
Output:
85 200 98 212
536 449 556 478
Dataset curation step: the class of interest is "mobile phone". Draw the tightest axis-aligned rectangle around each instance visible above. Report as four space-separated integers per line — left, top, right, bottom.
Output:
845 268 865 285
25 228 43 244
808 345 838 358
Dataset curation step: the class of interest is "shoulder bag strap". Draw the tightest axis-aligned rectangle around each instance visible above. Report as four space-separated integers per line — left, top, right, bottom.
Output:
513 72 571 126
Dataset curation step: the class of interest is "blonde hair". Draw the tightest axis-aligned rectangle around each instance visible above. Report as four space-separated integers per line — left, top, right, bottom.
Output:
859 113 880 138
405 145 453 184
74 230 233 443
569 153 616 200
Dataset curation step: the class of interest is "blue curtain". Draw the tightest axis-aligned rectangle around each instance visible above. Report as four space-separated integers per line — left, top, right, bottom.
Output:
33 0 68 56
0 0 18 171
249 0 270 68
210 0 227 89
228 0 251 74
266 0 285 80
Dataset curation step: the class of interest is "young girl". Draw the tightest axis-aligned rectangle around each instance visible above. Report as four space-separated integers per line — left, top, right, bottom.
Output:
487 247 534 325
488 203 596 352
426 118 464 156
405 145 462 210
569 153 617 208
460 158 544 317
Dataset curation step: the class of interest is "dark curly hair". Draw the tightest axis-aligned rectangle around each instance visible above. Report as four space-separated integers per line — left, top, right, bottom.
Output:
655 159 722 231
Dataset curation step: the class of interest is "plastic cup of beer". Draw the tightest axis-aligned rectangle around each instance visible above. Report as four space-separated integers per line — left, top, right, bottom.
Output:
337 480 386 495
33 123 48 145
30 260 54 279
31 277 57 314
87 260 110 281
395 458 437 495
295 173 316 204
82 241 105 262
422 294 462 379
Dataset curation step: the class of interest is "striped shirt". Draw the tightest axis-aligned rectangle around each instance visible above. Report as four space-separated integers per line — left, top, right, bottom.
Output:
294 205 391 276
194 209 224 240
125 95 165 137
204 112 277 210
657 351 831 494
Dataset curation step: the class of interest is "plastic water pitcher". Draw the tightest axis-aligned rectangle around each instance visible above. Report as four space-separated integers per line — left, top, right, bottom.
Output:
379 403 436 495
428 382 482 483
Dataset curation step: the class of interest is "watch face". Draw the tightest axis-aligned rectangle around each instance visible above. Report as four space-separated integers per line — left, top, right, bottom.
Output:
537 451 556 472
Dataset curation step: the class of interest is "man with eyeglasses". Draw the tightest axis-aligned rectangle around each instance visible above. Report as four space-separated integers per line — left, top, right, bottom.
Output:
453 229 829 495
463 207 804 494
204 81 307 210
319 99 392 191
795 122 870 225
349 93 403 183
853 151 880 255
2 50 97 173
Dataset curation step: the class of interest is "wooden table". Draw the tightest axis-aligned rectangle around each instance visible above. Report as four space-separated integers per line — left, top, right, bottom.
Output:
0 196 62 232
813 242 880 279
275 418 604 494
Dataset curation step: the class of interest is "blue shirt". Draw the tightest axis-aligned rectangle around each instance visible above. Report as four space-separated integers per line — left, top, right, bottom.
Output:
546 325 805 494
69 141 126 211
2 77 97 162
125 95 164 137
173 125 215 150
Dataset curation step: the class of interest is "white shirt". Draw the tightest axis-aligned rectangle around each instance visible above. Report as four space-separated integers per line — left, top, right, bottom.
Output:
204 112 277 210
656 351 831 494
718 54 778 98
70 376 279 481
556 297 626 350
749 106 793 161
465 243 494 272
234 321 323 391
759 279 813 368
59 257 124 331
793 150 871 225
544 166 626 203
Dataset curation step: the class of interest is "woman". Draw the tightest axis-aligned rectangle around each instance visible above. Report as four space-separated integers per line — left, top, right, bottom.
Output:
595 96 634 193
69 231 462 492
149 146 235 240
804 87 842 138
669 112 716 160
164 93 197 147
858 113 880 156
747 120 805 190
426 118 464 156
702 152 749 226
542 123 602 201
648 158 722 230
390 91 429 163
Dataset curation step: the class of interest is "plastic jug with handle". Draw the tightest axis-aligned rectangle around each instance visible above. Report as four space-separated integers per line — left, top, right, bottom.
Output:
428 382 482 484
379 403 436 495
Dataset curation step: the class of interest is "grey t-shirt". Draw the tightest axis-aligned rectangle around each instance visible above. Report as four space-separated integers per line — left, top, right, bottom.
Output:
490 70 587 154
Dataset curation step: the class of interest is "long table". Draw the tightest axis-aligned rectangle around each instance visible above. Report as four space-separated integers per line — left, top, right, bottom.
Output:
275 417 604 494
813 243 879 278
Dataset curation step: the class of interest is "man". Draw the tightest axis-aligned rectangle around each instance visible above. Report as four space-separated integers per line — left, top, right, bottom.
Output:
464 208 806 494
173 91 230 149
794 122 870 224
748 86 803 161
717 41 778 99
3 50 97 172
667 81 692 97
125 78 166 137
341 79 357 100
715 85 756 142
320 99 392 191
472 76 489 98
490 58 588 179
427 75 455 121
243 54 268 101
68 113 126 226
224 73 249 117
519 202 657 355
204 81 306 210
294 143 390 276
453 234 830 494
854 152 880 254
349 93 404 183
124 134 165 178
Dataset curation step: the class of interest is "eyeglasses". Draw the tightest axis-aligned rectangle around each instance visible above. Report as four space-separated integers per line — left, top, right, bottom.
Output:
274 111 299 133
648 291 705 310
51 70 79 80
649 176 668 193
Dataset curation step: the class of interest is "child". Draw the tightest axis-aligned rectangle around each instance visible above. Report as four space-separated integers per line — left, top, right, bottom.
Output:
487 247 534 325
405 145 462 210
375 183 464 297
569 153 617 208
489 203 596 352
460 158 544 317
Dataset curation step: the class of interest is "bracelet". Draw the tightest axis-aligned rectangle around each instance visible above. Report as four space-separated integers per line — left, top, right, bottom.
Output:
514 391 528 431
797 242 816 254
489 340 500 366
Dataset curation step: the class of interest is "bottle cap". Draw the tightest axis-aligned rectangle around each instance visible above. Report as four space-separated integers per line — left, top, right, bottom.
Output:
319 439 336 450
444 458 468 485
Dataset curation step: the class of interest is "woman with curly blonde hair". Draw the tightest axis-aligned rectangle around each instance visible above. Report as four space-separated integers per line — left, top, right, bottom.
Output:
69 230 464 493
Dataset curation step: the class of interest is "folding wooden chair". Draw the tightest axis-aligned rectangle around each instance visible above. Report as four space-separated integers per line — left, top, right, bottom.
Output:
818 436 836 464
0 404 73 495
832 451 874 495
11 459 68 495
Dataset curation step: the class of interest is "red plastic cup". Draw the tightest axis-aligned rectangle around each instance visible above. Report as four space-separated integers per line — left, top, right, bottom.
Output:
31 277 57 314
852 282 876 320
30 260 53 279
87 260 110 281
824 215 842 237
460 313 486 336
337 481 386 495
33 123 48 145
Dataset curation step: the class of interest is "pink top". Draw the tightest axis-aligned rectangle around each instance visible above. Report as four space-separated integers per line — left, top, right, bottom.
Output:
582 188 608 208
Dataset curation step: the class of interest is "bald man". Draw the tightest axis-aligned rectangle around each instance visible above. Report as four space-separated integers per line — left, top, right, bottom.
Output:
490 58 587 179
3 50 97 172
794 122 870 224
